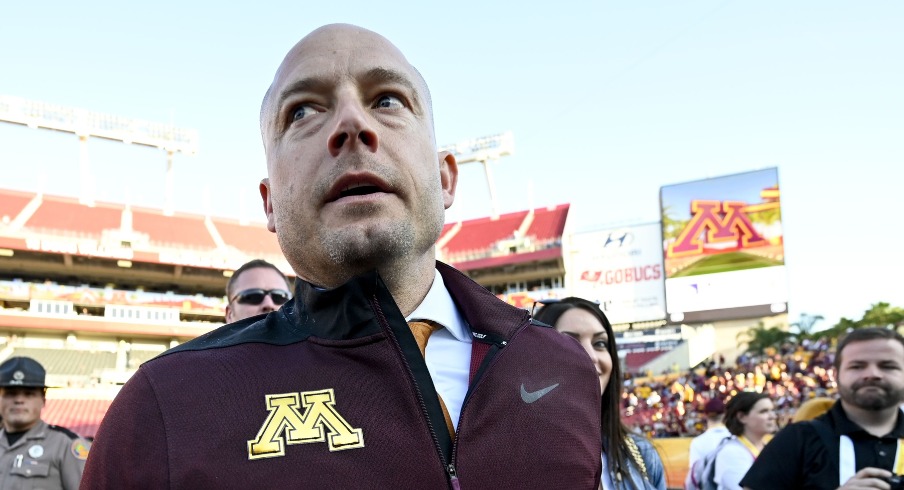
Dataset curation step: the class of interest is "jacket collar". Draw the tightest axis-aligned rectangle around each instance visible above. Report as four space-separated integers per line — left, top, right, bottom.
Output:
287 261 529 342
829 401 904 439
164 261 531 354
407 269 470 343
433 261 529 343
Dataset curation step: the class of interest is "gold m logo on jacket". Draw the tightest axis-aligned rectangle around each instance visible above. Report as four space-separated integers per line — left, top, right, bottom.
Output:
247 388 364 459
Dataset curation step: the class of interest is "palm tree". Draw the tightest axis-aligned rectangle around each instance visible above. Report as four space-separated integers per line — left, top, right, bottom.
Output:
791 313 825 339
738 322 791 355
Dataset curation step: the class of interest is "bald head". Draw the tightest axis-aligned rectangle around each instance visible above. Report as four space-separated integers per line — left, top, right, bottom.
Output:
260 24 434 153
255 23 458 301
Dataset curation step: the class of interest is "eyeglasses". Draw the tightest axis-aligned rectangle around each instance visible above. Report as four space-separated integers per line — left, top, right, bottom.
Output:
230 288 292 306
531 299 561 317
530 298 603 317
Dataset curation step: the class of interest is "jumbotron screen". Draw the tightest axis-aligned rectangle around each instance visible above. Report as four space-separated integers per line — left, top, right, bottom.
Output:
660 168 788 322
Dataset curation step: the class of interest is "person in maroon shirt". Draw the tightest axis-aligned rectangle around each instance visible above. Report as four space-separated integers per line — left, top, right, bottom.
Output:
82 24 602 489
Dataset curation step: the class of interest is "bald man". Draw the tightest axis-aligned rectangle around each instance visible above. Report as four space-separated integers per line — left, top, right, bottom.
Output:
83 24 601 488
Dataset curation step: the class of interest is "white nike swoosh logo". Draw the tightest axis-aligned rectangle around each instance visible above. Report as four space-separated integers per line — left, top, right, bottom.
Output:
520 383 560 404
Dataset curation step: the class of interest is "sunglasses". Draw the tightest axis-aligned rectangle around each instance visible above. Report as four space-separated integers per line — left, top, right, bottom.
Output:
530 299 560 317
231 288 292 306
530 298 603 317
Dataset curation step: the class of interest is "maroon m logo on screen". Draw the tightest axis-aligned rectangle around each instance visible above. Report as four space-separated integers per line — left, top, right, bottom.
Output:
667 200 766 258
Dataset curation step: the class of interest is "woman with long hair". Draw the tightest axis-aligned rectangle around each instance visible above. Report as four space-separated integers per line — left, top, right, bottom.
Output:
713 391 777 490
535 297 666 490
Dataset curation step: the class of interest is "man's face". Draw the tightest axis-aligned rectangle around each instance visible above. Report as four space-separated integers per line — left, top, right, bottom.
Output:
837 338 904 411
259 24 457 287
226 267 291 323
0 387 45 432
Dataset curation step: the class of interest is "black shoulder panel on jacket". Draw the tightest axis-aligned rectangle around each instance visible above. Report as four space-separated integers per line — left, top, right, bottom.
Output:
158 307 305 358
530 318 554 328
48 424 79 440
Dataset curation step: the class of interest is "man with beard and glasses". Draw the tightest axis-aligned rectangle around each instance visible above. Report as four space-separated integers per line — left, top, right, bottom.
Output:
741 327 904 490
82 24 602 489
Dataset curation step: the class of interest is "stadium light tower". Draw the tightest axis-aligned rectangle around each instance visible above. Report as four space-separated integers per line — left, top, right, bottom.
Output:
438 131 513 219
0 95 199 215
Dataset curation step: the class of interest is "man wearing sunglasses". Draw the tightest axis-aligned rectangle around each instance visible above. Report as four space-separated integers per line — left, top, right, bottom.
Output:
84 24 602 489
225 259 292 323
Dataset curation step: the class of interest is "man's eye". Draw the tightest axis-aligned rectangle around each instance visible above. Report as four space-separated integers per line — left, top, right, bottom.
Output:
375 95 404 109
291 105 317 121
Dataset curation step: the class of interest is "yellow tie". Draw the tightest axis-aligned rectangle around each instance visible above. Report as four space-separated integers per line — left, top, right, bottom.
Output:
408 320 456 440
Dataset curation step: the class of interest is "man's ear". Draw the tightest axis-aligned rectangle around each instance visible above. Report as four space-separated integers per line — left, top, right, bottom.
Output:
225 304 234 323
260 178 276 233
438 151 458 209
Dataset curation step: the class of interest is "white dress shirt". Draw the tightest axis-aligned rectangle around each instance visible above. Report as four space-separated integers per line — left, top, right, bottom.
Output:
407 269 472 430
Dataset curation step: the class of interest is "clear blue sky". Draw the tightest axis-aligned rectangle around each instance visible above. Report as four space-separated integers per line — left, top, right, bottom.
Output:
2 1 902 328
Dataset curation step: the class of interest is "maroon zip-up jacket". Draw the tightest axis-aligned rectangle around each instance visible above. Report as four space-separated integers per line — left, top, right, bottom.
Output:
82 262 602 489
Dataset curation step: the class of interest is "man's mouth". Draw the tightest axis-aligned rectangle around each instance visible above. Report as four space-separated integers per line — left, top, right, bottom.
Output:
326 174 393 203
338 183 383 198
855 384 888 393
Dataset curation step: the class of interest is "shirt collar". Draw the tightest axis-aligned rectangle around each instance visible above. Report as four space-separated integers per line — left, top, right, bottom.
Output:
406 269 471 343
831 402 904 438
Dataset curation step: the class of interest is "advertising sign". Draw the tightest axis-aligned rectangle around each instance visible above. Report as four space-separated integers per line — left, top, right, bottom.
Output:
568 222 666 324
660 168 787 317
615 327 682 355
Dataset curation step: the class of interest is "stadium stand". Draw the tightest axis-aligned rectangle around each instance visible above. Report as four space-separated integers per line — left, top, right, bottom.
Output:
216 218 284 257
523 203 569 242
26 195 122 238
8 347 117 377
437 204 569 304
440 209 530 261
624 349 671 372
131 207 217 249
42 398 114 438
0 189 33 224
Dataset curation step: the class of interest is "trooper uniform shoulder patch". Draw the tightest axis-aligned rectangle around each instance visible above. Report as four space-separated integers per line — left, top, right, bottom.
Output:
71 438 92 460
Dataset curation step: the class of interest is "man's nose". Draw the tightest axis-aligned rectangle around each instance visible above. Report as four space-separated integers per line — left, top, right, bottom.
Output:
327 98 378 157
866 364 884 377
258 295 277 313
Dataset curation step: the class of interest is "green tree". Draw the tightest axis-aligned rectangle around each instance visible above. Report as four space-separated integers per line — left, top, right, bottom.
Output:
661 205 689 242
748 207 782 226
818 304 904 340
738 322 791 355
791 313 824 339
858 302 904 328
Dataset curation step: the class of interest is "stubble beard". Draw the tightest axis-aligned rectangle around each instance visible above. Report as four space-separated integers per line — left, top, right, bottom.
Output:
277 196 444 288
840 380 904 411
323 210 416 273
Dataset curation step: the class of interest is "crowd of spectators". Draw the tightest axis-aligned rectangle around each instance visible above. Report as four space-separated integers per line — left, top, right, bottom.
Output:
622 337 836 438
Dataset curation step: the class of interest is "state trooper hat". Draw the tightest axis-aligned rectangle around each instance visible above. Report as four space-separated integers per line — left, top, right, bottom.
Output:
0 357 49 388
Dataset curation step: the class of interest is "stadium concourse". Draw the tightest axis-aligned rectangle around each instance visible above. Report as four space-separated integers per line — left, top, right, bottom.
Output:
0 187 577 438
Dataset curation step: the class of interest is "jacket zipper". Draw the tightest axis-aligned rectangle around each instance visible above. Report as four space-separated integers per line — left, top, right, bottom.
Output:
447 463 460 489
369 296 454 488
448 325 519 487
